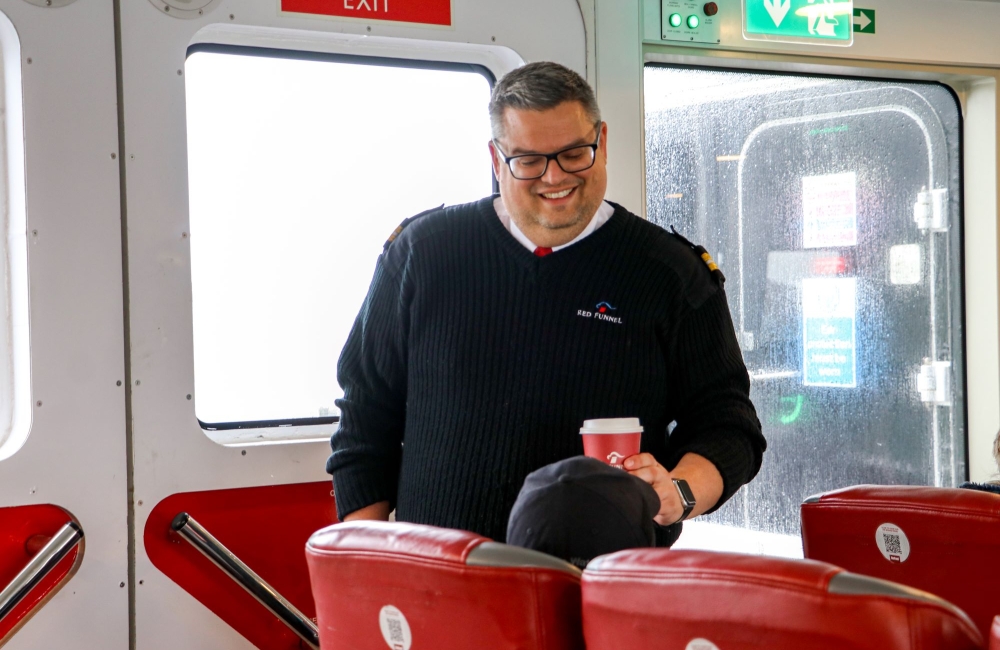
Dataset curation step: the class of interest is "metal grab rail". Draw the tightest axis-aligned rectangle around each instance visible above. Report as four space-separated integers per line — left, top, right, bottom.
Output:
171 513 320 649
0 522 83 623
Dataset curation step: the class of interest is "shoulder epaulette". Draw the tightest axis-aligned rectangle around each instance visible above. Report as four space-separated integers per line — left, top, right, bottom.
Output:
383 204 444 251
670 226 726 286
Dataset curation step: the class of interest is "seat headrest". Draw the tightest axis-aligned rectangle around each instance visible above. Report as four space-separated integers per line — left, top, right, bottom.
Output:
307 520 489 565
803 484 1000 516
581 549 982 650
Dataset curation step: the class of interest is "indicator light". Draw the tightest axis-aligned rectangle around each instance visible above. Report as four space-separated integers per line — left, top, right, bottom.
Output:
687 14 700 29
704 2 719 16
669 13 683 28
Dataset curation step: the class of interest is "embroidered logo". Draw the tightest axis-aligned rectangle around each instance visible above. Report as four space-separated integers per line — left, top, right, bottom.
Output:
578 302 623 325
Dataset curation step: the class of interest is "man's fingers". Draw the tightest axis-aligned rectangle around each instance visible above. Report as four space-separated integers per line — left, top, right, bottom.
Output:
623 453 657 470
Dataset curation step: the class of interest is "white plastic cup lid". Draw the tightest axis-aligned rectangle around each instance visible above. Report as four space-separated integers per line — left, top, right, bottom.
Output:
580 417 643 434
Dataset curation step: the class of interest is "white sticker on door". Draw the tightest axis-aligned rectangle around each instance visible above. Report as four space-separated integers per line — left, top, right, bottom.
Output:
379 605 412 650
803 172 858 248
875 523 911 563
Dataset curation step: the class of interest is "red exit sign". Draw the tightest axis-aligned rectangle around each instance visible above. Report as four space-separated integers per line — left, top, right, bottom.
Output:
281 0 452 26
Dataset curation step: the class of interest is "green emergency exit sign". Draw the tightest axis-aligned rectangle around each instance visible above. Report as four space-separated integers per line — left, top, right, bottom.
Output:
744 0 854 45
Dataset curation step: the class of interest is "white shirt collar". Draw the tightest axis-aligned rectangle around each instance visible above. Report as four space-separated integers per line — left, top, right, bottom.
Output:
493 197 615 253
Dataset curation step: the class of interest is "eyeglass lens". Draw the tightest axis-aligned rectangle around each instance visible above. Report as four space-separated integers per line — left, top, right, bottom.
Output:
509 145 596 180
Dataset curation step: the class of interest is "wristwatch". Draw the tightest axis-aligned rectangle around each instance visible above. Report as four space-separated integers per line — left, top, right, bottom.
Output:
672 478 696 523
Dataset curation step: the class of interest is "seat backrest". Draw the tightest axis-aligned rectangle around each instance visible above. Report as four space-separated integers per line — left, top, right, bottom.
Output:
801 485 1000 640
991 616 1000 650
305 521 584 650
581 548 982 650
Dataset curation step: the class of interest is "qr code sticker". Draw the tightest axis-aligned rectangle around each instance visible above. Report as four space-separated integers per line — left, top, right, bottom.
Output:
387 618 405 644
883 533 902 555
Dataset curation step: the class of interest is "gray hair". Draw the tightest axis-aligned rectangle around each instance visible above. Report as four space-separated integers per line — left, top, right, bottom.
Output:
488 61 601 141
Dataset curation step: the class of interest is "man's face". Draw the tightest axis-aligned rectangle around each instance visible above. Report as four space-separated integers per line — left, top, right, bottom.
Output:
490 101 609 247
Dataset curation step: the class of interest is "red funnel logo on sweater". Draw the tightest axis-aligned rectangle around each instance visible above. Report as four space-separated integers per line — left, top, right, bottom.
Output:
577 302 623 325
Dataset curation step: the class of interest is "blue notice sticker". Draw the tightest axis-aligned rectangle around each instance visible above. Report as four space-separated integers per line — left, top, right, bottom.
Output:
802 278 857 388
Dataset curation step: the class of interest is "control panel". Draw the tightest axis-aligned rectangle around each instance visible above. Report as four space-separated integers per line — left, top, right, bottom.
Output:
651 0 724 45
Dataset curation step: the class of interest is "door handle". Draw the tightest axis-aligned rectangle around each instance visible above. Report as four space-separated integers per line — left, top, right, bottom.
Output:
0 522 83 623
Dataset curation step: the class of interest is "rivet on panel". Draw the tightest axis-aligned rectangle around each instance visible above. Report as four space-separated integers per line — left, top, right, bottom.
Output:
491 36 496 42
229 13 235 20
111 153 117 160
35 401 41 407
119 582 125 588
137 500 143 506
186 394 192 400
25 58 31 65
135 380 141 386
177 70 182 76
241 450 247 456
164 5 170 11
366 26 371 32
31 230 37 237
139 580 144 585
117 380 122 386
182 232 188 239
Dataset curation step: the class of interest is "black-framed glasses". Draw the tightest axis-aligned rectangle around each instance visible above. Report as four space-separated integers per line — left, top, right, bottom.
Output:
493 123 602 180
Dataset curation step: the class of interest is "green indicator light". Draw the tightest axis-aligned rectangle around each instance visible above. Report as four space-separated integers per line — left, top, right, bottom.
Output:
687 14 700 29
669 13 683 28
779 395 805 425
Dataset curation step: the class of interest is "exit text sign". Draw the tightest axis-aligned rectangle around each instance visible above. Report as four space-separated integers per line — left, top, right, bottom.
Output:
745 0 853 44
281 0 452 26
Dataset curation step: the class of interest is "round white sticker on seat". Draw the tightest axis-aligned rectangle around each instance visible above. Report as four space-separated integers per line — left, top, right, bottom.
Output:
686 639 720 650
875 523 911 563
379 605 412 650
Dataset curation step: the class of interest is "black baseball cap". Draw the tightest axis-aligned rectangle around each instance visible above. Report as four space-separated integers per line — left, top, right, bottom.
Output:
506 456 661 568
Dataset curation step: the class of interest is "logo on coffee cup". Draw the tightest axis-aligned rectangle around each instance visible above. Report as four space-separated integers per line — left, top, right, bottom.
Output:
607 452 626 466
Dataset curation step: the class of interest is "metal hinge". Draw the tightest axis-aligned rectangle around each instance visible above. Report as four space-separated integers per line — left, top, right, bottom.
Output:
917 359 952 405
913 188 949 232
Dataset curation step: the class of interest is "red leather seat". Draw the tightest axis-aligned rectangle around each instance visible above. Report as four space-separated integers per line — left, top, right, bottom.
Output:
305 521 583 650
581 548 982 649
801 485 1000 641
991 616 1000 650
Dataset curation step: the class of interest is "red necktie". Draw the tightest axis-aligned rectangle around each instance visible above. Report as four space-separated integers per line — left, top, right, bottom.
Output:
534 247 553 257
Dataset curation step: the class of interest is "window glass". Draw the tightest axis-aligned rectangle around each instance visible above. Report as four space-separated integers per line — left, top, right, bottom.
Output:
644 66 964 556
186 48 493 428
0 12 29 461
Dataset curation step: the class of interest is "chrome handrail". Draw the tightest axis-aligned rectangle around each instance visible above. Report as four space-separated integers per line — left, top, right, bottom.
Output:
0 522 83 623
171 513 319 649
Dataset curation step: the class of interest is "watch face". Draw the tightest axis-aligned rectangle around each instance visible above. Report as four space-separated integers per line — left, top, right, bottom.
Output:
674 479 696 506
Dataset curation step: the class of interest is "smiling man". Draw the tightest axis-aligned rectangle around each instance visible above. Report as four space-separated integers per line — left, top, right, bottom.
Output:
327 62 765 547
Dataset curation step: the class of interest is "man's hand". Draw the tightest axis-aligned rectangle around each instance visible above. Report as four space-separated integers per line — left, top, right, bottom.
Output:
625 453 724 526
342 500 391 522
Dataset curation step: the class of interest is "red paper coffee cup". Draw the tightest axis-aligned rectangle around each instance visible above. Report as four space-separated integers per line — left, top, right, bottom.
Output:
580 418 643 470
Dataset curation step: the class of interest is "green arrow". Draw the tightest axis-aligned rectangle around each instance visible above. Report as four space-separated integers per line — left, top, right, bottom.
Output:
853 8 875 34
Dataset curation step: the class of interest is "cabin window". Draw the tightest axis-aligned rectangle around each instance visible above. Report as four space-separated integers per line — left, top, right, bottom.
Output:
185 46 493 432
644 66 964 556
0 14 29 461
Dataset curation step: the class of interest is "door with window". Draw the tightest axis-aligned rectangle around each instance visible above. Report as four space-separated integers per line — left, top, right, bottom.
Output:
120 1 588 646
644 67 964 555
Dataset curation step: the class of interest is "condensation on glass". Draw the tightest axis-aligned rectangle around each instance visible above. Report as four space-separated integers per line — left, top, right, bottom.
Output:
644 66 964 556
0 12 30 462
185 47 493 435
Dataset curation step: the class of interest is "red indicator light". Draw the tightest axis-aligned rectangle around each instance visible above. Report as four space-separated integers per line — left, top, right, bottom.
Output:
813 257 847 275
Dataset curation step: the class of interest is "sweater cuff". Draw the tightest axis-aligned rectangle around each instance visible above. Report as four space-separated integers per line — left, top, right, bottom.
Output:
665 429 758 514
331 463 396 521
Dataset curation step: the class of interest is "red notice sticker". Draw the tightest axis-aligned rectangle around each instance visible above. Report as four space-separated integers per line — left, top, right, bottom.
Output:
281 0 452 26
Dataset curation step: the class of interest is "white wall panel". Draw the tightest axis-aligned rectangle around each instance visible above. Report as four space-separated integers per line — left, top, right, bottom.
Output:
0 1 127 648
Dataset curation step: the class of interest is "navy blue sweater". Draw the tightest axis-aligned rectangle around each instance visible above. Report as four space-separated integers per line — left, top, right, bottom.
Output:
328 197 765 542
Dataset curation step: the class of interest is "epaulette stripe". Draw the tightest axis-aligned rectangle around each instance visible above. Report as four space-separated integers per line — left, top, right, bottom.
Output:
383 204 445 251
670 225 726 286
